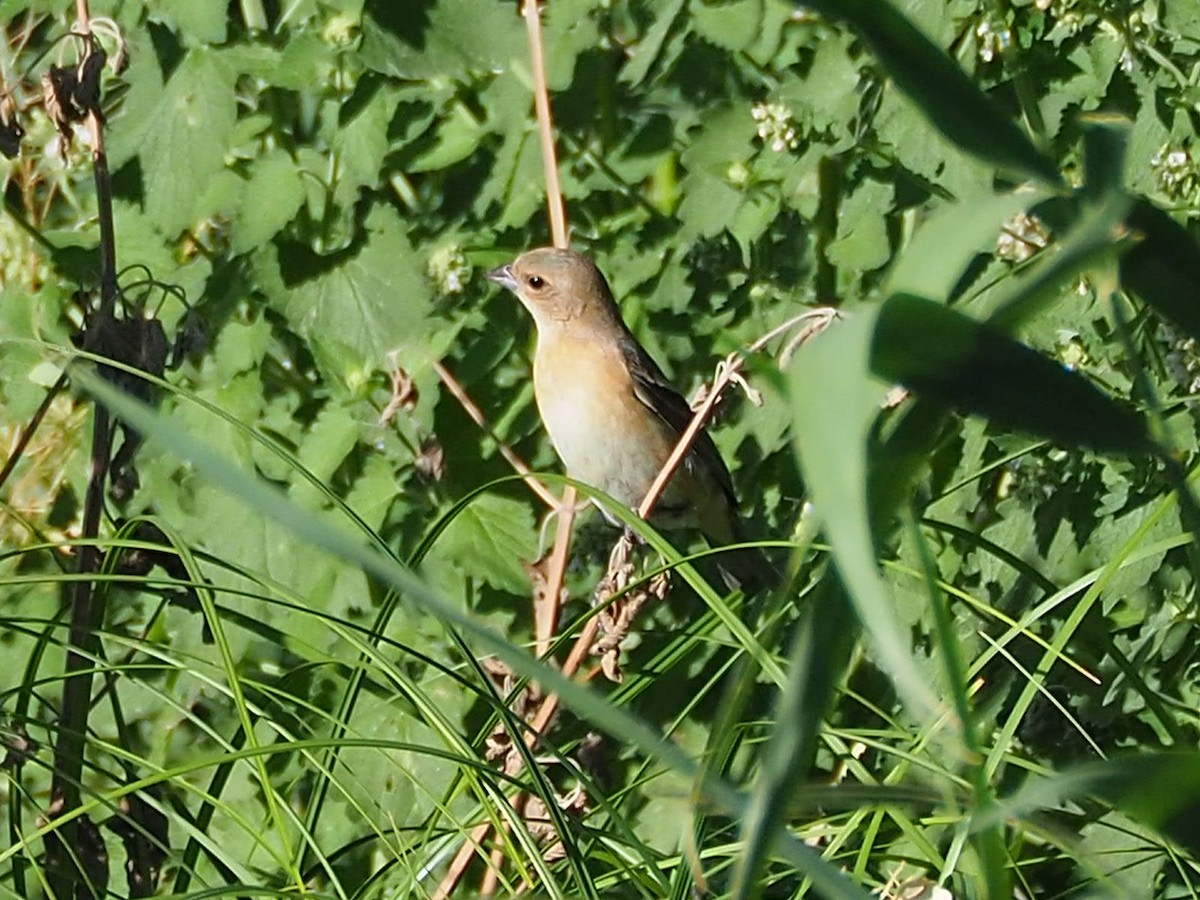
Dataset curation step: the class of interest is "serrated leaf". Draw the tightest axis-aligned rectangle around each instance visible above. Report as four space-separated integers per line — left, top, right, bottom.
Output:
871 294 1152 454
105 33 164 170
334 85 401 201
620 0 687 86
779 33 861 137
138 48 238 236
436 493 536 594
262 207 431 378
826 179 893 271
992 752 1200 856
232 150 305 254
692 0 764 52
150 0 228 45
361 0 523 82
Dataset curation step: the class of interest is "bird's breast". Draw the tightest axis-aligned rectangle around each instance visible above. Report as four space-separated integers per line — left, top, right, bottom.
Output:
533 331 676 509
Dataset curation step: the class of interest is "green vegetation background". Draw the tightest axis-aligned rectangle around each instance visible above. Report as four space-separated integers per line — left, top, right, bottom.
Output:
3 0 1200 897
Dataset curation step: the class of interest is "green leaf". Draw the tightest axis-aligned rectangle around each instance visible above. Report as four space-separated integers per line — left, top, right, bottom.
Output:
149 0 228 45
620 0 687 86
803 0 1062 185
434 493 536 595
333 85 402 202
692 0 764 52
983 191 1129 331
733 581 858 900
826 178 893 272
232 150 305 254
260 206 431 380
871 294 1152 454
138 48 238 235
361 0 524 82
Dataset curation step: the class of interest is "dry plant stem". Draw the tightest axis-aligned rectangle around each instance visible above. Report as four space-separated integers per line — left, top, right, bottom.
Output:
434 822 493 900
47 8 121 899
522 0 567 249
436 3 577 897
433 361 557 509
480 792 531 897
482 834 506 896
641 309 840 519
520 0 576 655
0 372 68 494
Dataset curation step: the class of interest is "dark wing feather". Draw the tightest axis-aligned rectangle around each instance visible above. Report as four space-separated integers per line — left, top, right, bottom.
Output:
617 332 740 509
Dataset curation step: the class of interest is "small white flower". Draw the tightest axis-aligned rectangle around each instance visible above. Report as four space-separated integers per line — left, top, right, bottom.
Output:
975 19 1010 63
751 101 800 153
1151 143 1197 198
428 244 470 295
996 212 1050 262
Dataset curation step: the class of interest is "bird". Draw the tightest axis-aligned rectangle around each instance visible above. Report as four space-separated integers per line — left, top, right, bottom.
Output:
486 246 768 590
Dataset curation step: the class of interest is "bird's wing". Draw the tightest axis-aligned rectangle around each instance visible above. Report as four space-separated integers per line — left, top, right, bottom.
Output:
618 332 740 508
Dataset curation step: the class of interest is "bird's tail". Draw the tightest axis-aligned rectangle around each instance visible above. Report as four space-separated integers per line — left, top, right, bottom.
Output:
715 542 777 593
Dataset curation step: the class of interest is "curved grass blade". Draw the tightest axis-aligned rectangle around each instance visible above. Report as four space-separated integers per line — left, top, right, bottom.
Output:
72 366 874 900
788 310 940 718
732 579 858 900
1120 198 1200 342
800 0 1061 186
871 293 1153 455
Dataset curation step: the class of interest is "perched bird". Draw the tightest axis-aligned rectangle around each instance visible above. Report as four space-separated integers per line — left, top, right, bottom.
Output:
486 246 767 589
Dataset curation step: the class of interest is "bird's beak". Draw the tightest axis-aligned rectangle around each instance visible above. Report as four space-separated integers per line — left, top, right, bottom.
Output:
485 263 518 291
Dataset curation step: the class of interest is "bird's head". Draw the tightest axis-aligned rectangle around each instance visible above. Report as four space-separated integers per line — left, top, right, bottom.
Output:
486 247 620 330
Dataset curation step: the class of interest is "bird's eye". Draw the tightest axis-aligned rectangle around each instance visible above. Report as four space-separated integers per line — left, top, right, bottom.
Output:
527 275 545 290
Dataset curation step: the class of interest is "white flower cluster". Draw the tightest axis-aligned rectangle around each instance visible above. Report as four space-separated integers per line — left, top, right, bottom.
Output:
996 212 1049 263
975 18 1011 63
1152 144 1197 200
427 244 470 295
751 101 799 153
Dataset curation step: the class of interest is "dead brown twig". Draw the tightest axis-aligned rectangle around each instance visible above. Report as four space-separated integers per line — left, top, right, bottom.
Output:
434 1 576 896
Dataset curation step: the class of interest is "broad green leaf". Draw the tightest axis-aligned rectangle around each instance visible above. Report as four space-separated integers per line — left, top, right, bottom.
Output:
407 104 486 173
803 0 1062 185
104 30 165 170
788 310 940 717
620 0 687 86
138 48 238 236
871 294 1152 454
360 0 523 82
232 150 305 255
289 404 360 505
260 206 431 380
333 84 402 202
778 31 861 139
433 493 536 595
826 178 893 272
542 0 603 90
150 0 228 45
